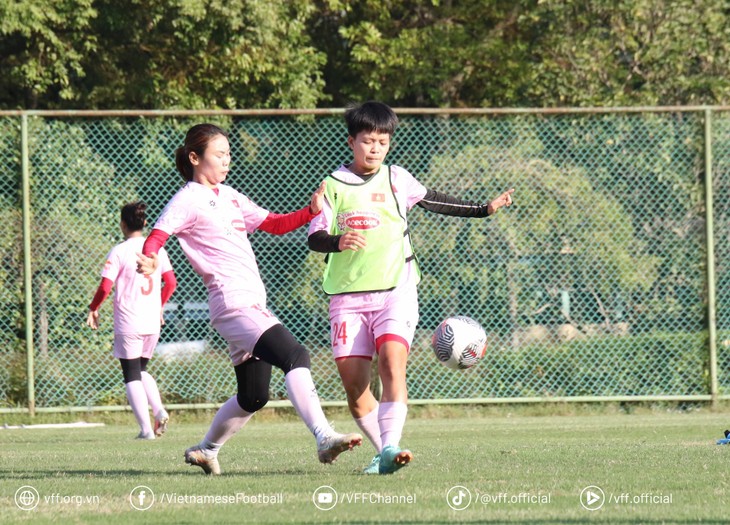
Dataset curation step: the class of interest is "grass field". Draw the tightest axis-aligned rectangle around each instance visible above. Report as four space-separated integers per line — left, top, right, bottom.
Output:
2 407 729 524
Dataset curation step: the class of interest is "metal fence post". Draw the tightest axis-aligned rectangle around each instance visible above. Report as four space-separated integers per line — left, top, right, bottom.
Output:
704 108 719 409
21 113 35 416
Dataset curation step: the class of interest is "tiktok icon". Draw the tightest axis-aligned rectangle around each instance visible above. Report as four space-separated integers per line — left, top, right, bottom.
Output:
446 486 472 511
129 485 155 511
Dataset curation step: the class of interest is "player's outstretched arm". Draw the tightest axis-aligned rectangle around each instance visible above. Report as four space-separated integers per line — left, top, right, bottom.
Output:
486 188 515 215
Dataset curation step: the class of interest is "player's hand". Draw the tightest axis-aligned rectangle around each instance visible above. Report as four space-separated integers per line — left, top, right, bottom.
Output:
338 231 367 252
160 309 165 326
136 252 159 276
310 181 326 215
86 310 100 330
487 188 515 215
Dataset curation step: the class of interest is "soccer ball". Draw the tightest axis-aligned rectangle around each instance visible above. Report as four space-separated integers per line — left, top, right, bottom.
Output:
431 316 487 370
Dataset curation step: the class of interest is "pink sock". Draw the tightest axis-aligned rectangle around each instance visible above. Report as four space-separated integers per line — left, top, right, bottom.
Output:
356 406 382 452
125 380 152 434
378 401 408 448
284 368 330 441
141 371 164 417
202 396 254 452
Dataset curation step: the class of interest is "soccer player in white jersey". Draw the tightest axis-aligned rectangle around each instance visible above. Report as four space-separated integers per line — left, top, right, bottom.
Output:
136 123 362 475
308 101 514 474
87 201 177 440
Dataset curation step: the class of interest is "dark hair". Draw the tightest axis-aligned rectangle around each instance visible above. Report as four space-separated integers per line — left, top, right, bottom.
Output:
121 201 147 232
344 101 399 138
174 123 229 182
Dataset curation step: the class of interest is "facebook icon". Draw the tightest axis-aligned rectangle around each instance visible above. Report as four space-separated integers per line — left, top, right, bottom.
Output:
130 486 155 511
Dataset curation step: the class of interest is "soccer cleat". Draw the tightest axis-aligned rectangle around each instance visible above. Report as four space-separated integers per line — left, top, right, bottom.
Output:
154 410 169 437
717 429 730 445
185 445 221 475
136 430 155 440
362 454 381 474
378 445 413 474
317 432 363 464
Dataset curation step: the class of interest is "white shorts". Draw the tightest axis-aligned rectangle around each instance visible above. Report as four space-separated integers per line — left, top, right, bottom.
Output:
211 304 281 366
113 333 160 360
329 288 419 360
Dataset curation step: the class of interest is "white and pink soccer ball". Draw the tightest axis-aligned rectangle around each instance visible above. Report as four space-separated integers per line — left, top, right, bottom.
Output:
431 316 487 370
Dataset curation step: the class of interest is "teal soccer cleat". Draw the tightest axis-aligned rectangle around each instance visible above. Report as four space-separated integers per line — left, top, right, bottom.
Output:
378 445 413 474
362 454 381 474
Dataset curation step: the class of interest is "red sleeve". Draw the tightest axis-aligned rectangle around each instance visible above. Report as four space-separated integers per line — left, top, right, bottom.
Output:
88 277 113 311
160 270 177 306
142 229 170 255
257 207 318 235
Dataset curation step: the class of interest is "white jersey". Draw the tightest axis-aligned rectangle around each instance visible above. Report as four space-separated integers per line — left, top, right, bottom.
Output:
101 236 172 335
152 181 269 321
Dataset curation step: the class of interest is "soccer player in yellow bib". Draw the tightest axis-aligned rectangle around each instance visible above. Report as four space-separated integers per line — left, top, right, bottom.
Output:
308 101 514 474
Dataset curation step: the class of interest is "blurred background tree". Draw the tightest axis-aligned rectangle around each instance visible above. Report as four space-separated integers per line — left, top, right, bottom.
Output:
3 0 730 109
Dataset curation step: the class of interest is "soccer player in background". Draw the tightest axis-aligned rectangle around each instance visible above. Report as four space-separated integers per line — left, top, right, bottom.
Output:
307 101 514 474
136 123 362 475
87 201 177 440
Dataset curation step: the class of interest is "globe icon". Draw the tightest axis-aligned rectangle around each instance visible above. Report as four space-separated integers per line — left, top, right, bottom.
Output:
19 491 35 506
15 486 39 510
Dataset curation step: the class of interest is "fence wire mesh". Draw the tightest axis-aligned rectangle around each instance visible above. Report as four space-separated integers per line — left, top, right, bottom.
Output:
1 109 728 411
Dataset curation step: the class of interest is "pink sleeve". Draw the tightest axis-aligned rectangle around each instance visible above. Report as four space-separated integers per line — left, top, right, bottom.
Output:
393 165 427 209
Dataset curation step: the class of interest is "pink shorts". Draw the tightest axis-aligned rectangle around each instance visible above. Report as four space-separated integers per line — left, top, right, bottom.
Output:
211 305 281 365
113 333 160 360
330 289 419 361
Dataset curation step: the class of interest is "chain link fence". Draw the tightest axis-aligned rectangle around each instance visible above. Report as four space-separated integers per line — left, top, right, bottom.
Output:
1 108 729 413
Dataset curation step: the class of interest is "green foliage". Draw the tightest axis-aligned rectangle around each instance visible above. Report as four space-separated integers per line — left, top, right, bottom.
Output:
0 0 97 108
412 116 660 334
81 0 326 109
5 1 730 108
409 330 706 399
26 119 137 355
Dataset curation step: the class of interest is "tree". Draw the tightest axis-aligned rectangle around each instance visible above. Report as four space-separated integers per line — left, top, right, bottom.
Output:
81 0 327 109
411 116 660 344
0 0 97 109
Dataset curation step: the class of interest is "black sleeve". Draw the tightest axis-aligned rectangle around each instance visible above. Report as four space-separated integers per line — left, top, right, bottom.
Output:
416 188 491 217
308 230 342 253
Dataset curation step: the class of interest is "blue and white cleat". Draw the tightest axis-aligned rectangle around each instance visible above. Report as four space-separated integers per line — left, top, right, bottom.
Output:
378 445 413 474
362 454 381 474
717 429 730 445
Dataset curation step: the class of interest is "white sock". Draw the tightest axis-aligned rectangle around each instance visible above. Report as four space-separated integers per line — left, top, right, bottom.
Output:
356 406 382 452
379 401 408 448
140 371 164 418
125 380 152 435
202 396 254 454
284 367 331 442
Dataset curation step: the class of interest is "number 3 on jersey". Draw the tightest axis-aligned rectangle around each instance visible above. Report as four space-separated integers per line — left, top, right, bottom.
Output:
332 321 348 347
140 274 154 296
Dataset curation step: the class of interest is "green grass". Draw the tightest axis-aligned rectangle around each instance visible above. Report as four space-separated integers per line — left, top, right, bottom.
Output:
2 409 730 524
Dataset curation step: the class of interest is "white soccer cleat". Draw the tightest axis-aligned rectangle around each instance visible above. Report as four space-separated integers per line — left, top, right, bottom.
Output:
184 445 221 475
136 430 155 440
154 410 169 437
317 432 362 464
